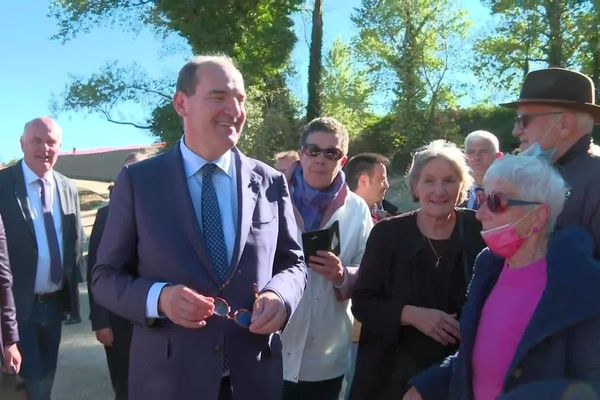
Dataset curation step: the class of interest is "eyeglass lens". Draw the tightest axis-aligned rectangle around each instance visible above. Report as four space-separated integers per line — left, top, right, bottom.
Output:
213 298 253 328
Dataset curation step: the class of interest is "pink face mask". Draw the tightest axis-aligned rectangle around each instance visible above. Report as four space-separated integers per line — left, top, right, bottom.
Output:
481 212 539 259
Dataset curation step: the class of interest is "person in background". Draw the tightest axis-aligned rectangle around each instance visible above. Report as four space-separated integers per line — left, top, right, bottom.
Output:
406 154 600 400
349 140 485 400
87 152 146 400
1 214 22 376
281 117 373 400
502 67 600 257
91 55 307 400
344 153 396 222
0 117 83 400
274 150 300 173
463 130 502 209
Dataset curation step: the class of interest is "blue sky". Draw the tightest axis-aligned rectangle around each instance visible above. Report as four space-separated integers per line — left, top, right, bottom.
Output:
0 0 489 163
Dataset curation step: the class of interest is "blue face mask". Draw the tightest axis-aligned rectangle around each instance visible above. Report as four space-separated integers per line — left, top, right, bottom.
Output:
519 142 556 162
518 123 557 162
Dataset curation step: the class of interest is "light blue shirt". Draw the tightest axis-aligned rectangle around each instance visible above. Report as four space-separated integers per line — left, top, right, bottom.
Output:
146 139 239 317
21 161 64 294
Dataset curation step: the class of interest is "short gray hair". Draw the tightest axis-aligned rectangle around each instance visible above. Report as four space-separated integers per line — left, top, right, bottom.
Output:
176 54 237 95
464 130 500 153
407 139 473 204
484 155 567 232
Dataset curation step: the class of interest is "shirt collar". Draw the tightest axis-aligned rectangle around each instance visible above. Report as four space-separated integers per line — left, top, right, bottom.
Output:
21 160 54 186
179 138 233 179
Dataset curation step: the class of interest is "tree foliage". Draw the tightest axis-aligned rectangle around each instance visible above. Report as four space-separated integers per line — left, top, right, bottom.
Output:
474 0 594 93
50 0 302 155
321 38 375 140
352 0 472 151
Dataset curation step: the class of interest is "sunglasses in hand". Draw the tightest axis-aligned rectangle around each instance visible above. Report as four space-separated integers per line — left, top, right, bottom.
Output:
476 191 541 213
213 283 259 328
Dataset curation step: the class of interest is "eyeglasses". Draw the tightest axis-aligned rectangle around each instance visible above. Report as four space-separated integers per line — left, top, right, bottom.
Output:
213 284 258 328
301 144 344 161
476 191 541 213
513 112 564 129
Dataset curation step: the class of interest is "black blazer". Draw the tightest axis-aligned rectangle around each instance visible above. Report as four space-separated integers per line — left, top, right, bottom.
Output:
0 162 82 321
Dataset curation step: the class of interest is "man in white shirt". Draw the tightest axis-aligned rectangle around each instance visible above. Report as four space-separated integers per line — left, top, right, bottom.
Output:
0 117 83 400
463 130 502 209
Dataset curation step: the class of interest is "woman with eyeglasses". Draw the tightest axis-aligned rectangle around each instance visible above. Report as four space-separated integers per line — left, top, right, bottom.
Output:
348 140 485 400
404 154 600 400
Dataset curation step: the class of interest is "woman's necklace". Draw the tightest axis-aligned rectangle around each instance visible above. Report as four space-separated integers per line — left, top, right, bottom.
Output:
425 236 442 268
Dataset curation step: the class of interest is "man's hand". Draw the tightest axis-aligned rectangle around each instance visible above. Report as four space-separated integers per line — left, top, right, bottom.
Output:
158 285 215 329
95 327 114 347
403 386 423 400
401 305 460 346
309 251 345 286
2 343 21 374
249 291 287 335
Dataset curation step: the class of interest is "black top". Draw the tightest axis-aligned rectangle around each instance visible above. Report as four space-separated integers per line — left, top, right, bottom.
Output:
349 208 486 400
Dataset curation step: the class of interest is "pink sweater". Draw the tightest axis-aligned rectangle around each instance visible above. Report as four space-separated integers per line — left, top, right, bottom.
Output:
471 258 547 400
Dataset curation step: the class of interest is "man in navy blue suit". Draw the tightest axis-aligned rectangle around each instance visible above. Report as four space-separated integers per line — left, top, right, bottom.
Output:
92 55 307 400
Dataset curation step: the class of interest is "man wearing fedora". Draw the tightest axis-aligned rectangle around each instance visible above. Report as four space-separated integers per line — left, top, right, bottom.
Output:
502 67 600 257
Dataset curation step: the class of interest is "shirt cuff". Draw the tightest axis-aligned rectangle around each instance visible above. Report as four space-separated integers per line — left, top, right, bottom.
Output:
146 282 169 318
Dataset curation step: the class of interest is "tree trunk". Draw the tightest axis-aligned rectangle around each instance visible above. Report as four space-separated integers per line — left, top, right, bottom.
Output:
306 0 323 121
545 0 564 67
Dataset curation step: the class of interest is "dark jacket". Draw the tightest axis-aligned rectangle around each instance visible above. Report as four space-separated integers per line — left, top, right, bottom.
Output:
349 209 485 399
0 215 18 364
555 135 600 258
410 226 600 400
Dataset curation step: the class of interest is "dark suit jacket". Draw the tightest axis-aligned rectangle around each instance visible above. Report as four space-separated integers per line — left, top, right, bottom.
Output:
0 214 18 363
86 204 112 330
92 146 307 400
0 162 82 322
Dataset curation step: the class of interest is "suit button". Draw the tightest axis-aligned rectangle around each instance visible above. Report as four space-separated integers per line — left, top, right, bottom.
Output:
214 345 222 351
512 368 522 379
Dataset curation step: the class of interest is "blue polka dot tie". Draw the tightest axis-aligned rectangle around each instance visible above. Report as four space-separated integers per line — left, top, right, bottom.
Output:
201 164 229 283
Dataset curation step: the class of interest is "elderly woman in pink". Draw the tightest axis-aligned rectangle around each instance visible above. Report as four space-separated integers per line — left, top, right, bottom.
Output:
405 154 600 400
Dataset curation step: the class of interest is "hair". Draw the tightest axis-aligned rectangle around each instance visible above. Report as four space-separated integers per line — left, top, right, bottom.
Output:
575 112 595 134
176 54 237 95
344 153 390 191
484 154 567 232
123 151 147 166
464 130 500 153
22 117 62 141
299 117 349 155
406 139 473 204
274 150 299 162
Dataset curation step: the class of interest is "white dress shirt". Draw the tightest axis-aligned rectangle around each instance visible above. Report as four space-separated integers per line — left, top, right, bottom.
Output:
146 139 238 317
21 161 64 294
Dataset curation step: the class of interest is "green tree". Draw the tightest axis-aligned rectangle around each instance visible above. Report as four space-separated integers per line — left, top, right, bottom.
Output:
50 0 302 156
321 38 375 140
474 0 593 93
352 0 472 152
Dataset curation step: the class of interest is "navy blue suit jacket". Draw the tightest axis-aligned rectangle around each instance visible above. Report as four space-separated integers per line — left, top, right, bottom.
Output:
92 146 307 400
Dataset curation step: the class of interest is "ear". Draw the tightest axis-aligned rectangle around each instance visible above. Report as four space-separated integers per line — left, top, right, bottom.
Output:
173 92 188 118
358 173 369 188
533 204 550 232
340 155 348 167
495 152 503 159
557 112 575 139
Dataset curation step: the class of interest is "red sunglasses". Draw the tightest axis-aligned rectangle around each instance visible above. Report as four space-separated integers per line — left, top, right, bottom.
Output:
476 191 541 213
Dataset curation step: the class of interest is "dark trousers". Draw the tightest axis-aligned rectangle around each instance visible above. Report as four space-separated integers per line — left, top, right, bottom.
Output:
219 376 233 400
283 375 344 400
103 315 133 400
17 298 63 400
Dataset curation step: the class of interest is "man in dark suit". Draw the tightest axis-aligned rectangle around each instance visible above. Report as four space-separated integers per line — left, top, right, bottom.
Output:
0 117 83 400
1 214 21 375
87 152 145 400
91 55 307 400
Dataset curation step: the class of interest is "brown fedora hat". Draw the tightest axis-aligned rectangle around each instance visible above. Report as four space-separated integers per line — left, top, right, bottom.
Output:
501 68 600 123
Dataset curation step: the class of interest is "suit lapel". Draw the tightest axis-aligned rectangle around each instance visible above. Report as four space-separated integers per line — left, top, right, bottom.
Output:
167 147 222 287
12 163 35 237
230 149 260 272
